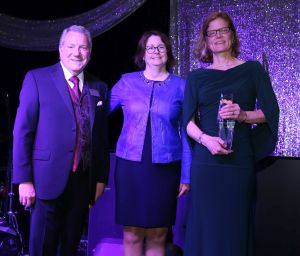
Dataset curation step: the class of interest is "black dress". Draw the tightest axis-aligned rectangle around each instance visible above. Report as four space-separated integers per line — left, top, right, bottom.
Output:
182 61 279 256
115 81 181 228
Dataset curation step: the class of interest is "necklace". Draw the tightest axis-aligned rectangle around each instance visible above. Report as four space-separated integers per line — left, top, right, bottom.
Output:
139 71 171 86
143 70 169 81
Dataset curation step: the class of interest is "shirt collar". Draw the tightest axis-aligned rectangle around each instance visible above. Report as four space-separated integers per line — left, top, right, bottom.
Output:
60 62 84 90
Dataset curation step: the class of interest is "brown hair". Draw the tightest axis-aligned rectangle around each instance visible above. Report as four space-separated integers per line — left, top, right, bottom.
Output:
134 30 175 70
195 11 240 63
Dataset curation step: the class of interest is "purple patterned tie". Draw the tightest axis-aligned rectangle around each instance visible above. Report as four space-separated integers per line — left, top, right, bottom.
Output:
69 75 81 171
69 76 80 99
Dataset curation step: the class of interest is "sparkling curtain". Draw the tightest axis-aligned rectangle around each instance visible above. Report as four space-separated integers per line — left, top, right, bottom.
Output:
170 0 300 158
0 0 146 51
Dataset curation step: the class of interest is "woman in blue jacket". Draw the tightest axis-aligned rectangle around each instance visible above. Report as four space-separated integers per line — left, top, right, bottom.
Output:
109 30 191 256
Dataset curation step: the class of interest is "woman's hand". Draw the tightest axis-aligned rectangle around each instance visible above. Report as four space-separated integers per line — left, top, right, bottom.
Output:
178 183 190 198
219 102 246 122
201 134 233 155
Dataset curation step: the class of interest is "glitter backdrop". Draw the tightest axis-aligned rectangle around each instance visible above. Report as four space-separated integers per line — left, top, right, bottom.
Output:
170 0 300 158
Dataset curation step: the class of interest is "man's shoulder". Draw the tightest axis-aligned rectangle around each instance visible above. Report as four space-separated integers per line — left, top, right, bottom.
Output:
30 63 59 72
85 72 107 90
27 63 61 76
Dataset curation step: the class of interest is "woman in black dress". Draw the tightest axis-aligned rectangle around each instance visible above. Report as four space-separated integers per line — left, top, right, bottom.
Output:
183 12 279 256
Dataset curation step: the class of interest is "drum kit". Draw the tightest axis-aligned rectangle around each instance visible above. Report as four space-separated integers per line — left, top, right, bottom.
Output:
0 163 24 256
0 93 23 255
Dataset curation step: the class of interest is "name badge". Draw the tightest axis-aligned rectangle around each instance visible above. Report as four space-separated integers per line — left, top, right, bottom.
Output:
89 88 100 97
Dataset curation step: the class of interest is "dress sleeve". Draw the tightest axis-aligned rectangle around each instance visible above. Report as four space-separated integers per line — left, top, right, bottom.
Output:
251 61 280 162
182 72 199 146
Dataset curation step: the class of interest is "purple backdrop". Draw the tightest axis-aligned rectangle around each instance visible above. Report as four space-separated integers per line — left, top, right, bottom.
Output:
170 0 299 158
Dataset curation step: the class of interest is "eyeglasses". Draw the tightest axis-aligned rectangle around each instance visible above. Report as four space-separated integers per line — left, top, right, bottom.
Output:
206 27 231 37
145 45 166 54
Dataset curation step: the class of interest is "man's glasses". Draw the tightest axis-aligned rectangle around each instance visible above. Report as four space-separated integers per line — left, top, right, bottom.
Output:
145 45 166 54
206 27 231 37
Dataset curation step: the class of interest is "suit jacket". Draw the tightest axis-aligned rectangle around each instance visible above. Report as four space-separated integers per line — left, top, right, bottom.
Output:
13 63 109 204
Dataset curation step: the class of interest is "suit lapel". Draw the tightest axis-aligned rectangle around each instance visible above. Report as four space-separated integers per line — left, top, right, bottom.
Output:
85 79 96 132
50 63 74 118
50 64 97 132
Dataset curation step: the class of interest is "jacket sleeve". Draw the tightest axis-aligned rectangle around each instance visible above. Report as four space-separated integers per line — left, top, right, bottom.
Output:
13 71 39 184
107 77 125 113
180 123 192 184
180 78 193 184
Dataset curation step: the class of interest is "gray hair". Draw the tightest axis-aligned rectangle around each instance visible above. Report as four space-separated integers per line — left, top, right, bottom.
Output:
59 25 92 49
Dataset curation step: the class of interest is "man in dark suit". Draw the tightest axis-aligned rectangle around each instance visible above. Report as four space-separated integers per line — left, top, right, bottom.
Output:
12 25 109 255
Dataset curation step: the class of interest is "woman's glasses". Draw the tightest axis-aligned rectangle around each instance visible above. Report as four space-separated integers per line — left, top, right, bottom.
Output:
206 27 231 37
145 45 166 54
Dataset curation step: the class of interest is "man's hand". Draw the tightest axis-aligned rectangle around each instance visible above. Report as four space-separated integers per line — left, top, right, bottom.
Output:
95 182 105 202
19 182 36 208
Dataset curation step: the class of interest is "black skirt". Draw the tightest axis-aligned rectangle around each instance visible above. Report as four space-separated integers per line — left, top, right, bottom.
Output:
115 120 181 228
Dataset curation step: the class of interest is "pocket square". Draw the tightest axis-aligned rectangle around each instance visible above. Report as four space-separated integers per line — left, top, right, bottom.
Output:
97 101 103 107
89 88 100 97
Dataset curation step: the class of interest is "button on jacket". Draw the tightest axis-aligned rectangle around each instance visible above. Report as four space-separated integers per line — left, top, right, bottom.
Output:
108 72 191 183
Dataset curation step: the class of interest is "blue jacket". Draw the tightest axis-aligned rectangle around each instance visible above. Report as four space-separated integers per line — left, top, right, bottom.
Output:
109 71 191 183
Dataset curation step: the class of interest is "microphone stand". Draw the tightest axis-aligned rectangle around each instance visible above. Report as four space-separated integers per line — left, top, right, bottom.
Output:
0 93 23 255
